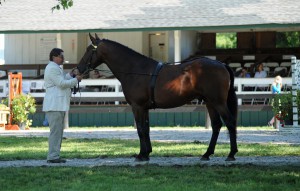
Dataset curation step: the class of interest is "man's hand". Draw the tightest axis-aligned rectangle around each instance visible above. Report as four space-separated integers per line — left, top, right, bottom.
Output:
70 68 80 77
76 75 82 82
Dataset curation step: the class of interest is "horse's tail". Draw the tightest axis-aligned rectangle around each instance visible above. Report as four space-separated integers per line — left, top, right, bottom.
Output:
224 64 238 127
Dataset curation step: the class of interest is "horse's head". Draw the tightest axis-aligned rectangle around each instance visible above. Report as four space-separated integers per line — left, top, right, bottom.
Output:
77 33 103 75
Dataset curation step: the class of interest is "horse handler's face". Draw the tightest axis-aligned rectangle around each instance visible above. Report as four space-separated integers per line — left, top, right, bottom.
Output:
53 53 64 65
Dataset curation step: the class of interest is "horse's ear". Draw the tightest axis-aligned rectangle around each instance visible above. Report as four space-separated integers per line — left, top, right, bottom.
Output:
95 33 101 41
89 33 97 45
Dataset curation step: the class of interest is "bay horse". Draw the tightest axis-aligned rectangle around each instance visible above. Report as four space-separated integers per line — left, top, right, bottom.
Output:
77 33 238 162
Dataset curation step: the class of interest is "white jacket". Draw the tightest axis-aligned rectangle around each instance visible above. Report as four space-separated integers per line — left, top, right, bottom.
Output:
42 61 78 112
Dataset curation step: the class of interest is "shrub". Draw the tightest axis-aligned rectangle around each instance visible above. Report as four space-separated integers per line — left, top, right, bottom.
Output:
272 91 300 122
2 94 36 128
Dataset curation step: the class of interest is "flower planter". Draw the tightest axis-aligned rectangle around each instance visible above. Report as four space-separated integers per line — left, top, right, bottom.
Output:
5 124 20 130
18 122 26 130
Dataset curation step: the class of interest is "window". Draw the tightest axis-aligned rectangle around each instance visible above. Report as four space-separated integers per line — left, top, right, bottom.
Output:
216 32 237 49
276 31 300 48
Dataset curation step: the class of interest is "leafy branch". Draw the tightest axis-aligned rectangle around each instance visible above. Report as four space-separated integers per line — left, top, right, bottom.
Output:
0 0 74 11
51 0 74 12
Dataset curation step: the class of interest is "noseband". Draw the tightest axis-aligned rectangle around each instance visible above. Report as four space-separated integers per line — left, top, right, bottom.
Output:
77 44 98 77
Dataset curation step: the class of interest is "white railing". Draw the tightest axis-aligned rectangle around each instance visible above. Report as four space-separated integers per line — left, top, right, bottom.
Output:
0 77 292 105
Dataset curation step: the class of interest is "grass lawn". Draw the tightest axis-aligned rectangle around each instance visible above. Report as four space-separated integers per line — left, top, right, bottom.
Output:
0 128 299 191
0 137 299 160
0 165 299 191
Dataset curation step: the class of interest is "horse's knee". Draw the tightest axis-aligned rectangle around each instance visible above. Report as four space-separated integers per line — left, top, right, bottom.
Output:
211 120 222 133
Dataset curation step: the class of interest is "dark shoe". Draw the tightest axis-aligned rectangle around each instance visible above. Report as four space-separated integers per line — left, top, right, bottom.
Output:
47 158 66 163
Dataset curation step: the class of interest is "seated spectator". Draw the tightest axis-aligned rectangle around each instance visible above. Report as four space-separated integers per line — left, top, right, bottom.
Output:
254 63 267 78
238 67 251 78
254 63 268 91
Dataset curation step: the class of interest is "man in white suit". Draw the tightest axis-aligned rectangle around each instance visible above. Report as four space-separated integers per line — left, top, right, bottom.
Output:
43 48 82 163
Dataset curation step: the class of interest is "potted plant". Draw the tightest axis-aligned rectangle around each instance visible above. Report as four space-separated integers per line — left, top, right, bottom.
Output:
272 91 300 126
2 94 36 130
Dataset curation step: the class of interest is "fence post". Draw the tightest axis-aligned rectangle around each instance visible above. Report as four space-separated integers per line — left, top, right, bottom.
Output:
291 57 299 127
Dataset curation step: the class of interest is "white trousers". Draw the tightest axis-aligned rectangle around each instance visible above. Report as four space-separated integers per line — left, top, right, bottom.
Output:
46 111 65 160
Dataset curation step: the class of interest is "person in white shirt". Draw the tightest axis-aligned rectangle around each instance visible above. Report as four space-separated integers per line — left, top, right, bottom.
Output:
254 63 268 91
43 48 82 163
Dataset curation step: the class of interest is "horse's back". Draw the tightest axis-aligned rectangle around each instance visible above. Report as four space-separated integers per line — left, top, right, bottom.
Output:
155 57 231 108
162 57 230 89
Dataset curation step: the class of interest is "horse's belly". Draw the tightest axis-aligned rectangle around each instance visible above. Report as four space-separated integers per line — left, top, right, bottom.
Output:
156 93 198 109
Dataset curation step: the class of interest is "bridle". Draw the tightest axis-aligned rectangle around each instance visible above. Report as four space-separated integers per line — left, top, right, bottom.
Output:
72 44 98 94
79 44 98 77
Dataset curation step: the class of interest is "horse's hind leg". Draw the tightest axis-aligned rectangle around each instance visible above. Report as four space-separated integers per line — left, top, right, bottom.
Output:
215 105 238 161
201 104 223 161
132 107 152 161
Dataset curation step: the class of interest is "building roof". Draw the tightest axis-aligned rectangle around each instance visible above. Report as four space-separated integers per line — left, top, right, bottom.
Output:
1 0 300 33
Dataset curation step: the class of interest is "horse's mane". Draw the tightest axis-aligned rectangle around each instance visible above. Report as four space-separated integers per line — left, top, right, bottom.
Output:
102 39 157 62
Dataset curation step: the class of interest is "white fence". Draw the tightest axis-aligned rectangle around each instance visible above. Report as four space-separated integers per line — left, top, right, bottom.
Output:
0 77 292 105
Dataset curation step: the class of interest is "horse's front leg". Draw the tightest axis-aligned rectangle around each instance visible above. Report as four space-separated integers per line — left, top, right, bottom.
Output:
132 107 152 161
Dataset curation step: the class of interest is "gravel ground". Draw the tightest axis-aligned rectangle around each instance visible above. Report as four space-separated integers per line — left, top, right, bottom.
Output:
0 128 299 167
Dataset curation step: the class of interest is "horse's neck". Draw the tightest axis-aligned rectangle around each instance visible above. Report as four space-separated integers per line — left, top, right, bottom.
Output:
102 43 157 75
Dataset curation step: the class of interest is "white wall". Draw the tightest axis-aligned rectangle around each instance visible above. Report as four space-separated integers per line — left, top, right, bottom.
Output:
0 34 4 64
167 31 175 63
101 32 143 54
4 33 79 77
61 33 79 64
180 30 197 60
3 31 198 77
164 30 197 63
5 33 79 64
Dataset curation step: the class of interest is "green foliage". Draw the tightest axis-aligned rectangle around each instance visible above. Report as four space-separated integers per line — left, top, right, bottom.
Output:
0 137 299 190
276 31 300 48
0 0 74 11
215 31 300 49
216 33 237 49
0 166 300 191
52 0 74 12
2 94 36 128
272 91 300 122
0 137 299 160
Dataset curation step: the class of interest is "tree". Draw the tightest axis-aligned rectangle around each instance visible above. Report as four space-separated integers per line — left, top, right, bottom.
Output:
51 0 74 11
216 33 237 49
0 0 74 11
276 32 300 48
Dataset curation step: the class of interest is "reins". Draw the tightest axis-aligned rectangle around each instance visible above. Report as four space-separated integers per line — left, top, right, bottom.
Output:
91 61 175 77
72 68 91 95
72 48 96 95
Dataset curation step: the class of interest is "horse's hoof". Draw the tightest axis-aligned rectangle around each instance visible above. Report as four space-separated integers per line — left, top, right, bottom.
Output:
200 156 210 161
134 154 150 162
225 157 236 161
135 157 149 162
